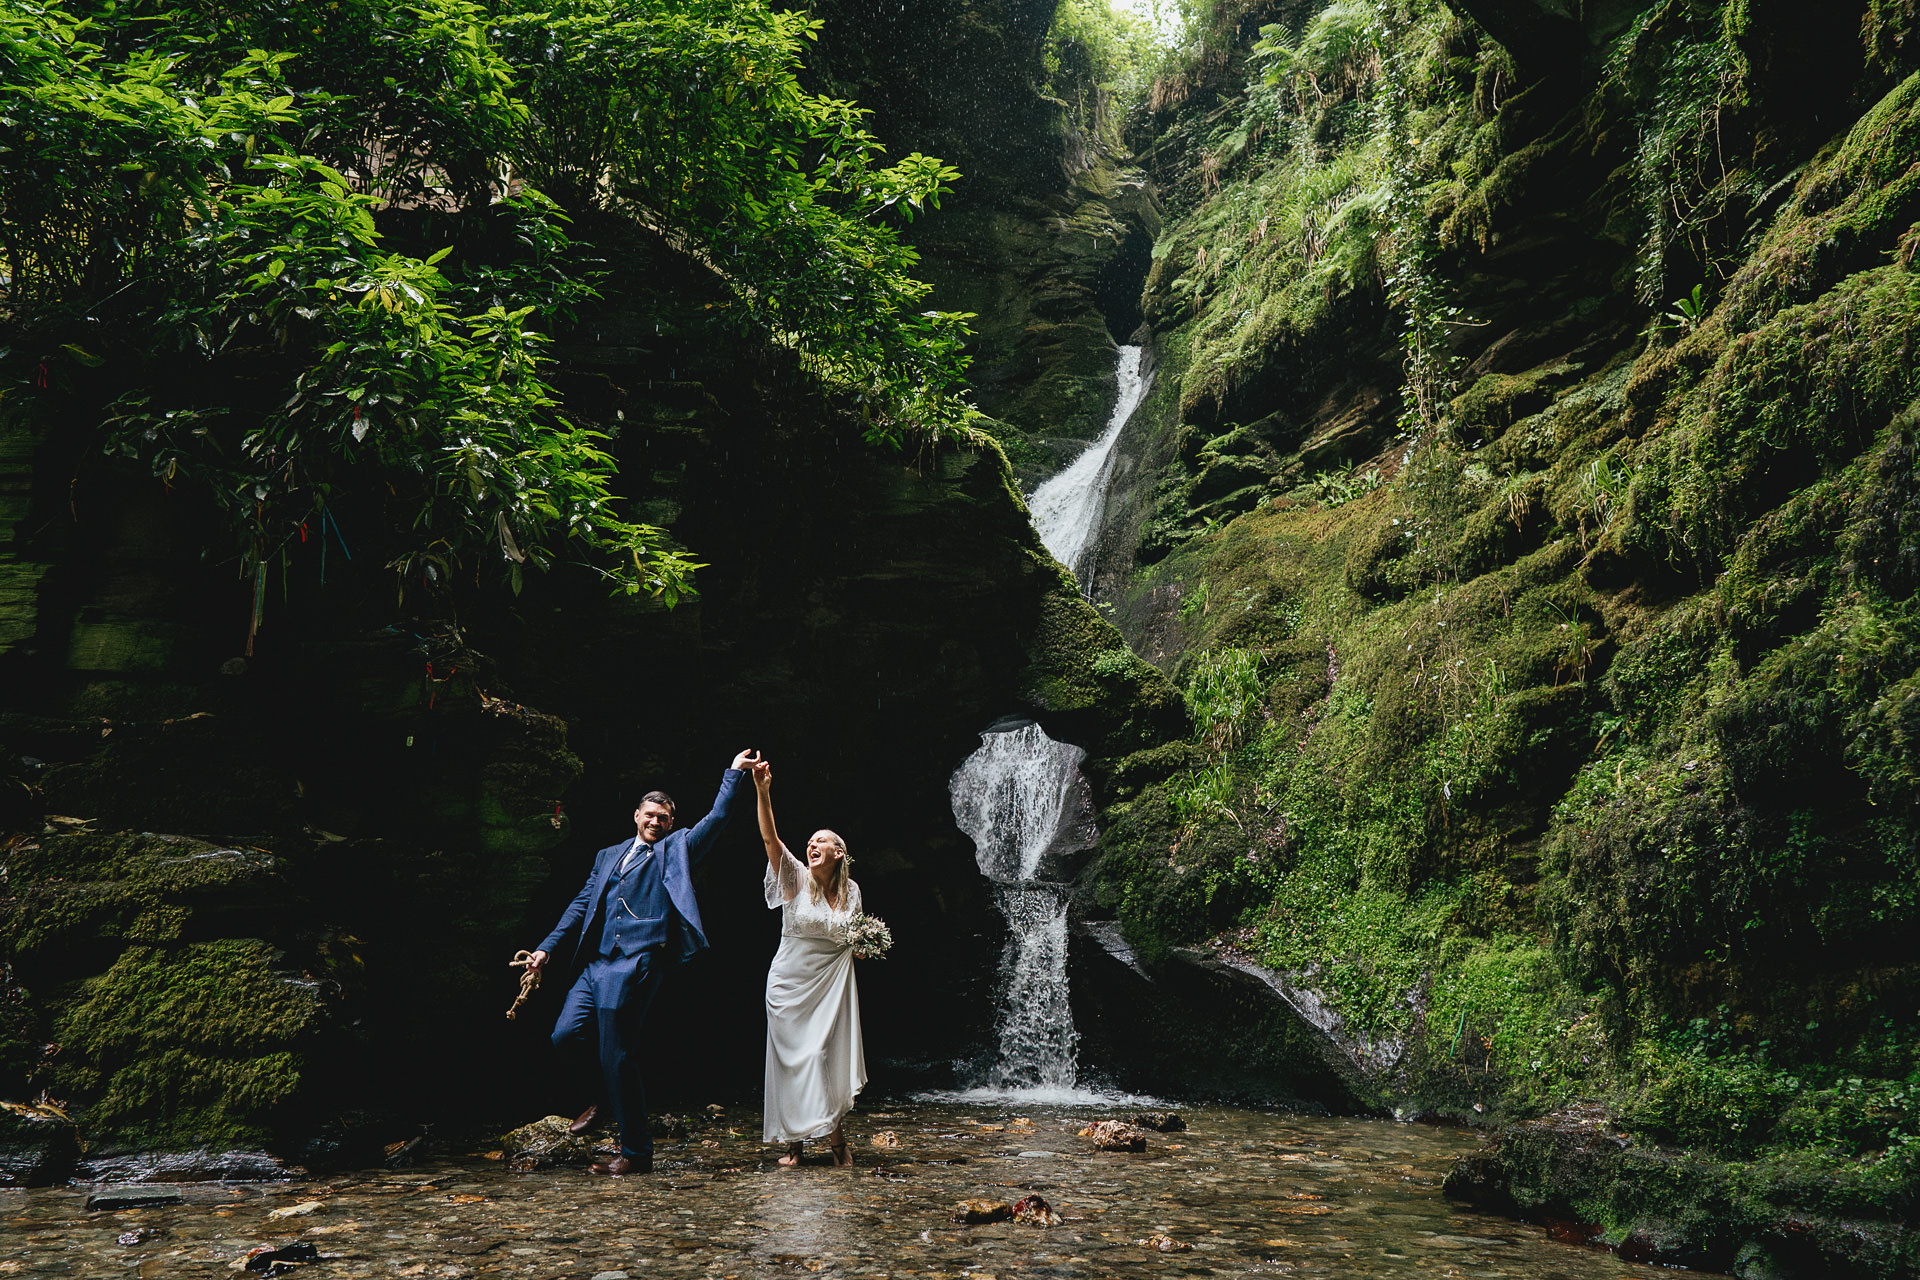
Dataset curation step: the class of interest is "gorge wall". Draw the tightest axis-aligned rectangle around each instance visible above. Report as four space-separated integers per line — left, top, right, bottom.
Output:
1053 0 1920 1274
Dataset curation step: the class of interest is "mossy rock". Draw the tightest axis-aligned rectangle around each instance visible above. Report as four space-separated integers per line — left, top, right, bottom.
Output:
49 939 326 1147
1191 453 1275 505
1343 502 1416 600
472 697 584 855
1624 70 1920 443
1450 369 1560 442
1446 1110 1920 1276
5 834 287 980
1021 576 1187 754
1094 740 1202 800
37 714 300 837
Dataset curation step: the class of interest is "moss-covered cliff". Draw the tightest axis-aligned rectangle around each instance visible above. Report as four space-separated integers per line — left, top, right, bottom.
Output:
1078 0 1920 1273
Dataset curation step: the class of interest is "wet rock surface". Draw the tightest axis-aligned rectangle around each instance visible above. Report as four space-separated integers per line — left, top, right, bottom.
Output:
1077 1119 1149 1152
1 1099 1720 1278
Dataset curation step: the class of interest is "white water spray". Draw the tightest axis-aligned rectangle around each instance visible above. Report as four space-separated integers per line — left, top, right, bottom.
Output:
1027 345 1150 589
951 722 1090 884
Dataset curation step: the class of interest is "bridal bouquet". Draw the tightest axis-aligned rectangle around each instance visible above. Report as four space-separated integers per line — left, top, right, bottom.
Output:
842 912 893 959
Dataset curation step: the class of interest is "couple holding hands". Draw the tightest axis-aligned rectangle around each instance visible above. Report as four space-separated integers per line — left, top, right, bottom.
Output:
523 750 869 1173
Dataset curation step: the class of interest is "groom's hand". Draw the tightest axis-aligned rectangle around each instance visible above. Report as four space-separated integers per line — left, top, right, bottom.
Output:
527 950 548 971
731 747 758 771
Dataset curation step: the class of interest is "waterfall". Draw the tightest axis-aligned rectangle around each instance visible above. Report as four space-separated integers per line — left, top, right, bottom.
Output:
950 722 1090 883
950 723 1093 1094
1027 345 1150 590
937 344 1154 1103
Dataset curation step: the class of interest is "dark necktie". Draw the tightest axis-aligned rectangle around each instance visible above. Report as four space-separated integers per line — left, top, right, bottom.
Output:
618 840 652 878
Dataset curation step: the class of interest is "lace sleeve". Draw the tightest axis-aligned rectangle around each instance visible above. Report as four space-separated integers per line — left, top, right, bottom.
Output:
844 879 862 917
763 843 805 908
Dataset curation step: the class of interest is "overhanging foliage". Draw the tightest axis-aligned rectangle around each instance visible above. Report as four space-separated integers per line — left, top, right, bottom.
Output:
0 0 973 610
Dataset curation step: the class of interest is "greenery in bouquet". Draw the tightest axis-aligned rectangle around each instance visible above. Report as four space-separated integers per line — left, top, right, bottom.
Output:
842 913 893 959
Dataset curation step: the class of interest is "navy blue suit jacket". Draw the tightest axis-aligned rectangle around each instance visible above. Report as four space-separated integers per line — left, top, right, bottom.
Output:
539 769 748 970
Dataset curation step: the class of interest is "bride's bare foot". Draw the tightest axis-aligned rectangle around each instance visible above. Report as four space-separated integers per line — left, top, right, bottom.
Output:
828 1126 852 1166
777 1142 803 1167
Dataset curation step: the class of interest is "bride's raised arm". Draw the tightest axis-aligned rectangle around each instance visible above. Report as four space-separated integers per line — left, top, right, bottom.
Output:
751 758 785 877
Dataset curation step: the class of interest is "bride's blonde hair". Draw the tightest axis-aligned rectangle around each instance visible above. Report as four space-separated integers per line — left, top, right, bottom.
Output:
808 829 852 905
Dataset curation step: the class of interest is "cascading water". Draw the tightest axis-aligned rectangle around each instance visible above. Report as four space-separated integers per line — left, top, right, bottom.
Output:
1027 345 1150 591
950 723 1093 1095
940 344 1154 1101
950 721 1090 885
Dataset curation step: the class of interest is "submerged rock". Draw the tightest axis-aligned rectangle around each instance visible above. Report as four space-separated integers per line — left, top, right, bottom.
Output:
84 1184 184 1209
1137 1233 1191 1252
1135 1111 1186 1132
952 1198 1014 1224
1079 1119 1149 1152
241 1241 320 1271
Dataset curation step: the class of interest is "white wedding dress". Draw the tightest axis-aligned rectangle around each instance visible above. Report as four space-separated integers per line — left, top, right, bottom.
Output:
762 845 868 1143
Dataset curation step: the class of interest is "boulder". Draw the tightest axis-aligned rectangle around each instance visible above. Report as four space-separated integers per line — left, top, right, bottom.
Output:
498 1116 611 1172
75 1147 299 1184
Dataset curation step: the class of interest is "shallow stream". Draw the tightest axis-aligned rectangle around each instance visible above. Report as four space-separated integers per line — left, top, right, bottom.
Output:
2 1099 1723 1279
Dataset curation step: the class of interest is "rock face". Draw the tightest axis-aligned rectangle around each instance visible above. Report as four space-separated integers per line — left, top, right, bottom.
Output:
1069 927 1383 1113
809 0 1162 453
1443 1105 1920 1277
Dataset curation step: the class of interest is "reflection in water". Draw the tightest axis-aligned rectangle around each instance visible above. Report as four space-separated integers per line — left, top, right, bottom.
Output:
3 1099 1726 1280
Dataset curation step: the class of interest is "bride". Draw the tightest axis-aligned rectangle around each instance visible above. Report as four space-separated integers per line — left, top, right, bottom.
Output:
751 758 867 1166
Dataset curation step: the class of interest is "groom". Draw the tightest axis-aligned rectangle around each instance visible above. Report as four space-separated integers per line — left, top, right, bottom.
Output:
527 748 757 1174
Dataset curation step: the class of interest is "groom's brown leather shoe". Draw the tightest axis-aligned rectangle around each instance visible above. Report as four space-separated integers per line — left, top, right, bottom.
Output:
588 1153 650 1176
568 1105 598 1135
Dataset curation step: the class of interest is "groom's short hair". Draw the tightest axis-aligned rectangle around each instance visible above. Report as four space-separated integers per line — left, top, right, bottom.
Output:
639 789 676 815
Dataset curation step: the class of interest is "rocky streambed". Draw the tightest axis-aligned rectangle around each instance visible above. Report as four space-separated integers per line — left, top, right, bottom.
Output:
2 1099 1719 1279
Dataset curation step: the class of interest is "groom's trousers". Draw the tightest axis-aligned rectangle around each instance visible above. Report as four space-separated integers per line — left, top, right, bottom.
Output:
551 950 666 1160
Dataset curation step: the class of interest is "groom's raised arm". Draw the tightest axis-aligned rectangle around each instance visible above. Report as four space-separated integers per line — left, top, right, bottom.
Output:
682 748 756 866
